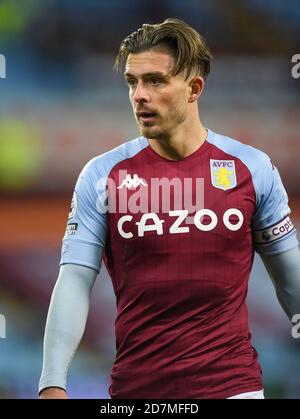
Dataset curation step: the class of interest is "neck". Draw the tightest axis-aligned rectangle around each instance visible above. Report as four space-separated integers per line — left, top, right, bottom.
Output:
148 110 207 161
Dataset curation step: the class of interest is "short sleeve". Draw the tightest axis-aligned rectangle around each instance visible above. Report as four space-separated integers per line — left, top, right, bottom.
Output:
253 157 298 255
60 159 108 272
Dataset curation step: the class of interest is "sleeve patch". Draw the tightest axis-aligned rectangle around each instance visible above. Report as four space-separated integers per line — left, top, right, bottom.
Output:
65 223 78 236
68 191 78 220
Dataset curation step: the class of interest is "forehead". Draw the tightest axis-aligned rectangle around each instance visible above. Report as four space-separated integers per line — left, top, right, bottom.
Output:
125 49 175 77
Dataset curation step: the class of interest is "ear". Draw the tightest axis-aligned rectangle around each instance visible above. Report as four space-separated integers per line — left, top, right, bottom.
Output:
188 76 205 103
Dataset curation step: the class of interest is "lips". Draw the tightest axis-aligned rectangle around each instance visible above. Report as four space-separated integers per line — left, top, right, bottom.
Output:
136 111 157 118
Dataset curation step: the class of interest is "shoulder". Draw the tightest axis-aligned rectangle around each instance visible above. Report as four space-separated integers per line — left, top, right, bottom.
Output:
80 136 148 181
207 128 272 177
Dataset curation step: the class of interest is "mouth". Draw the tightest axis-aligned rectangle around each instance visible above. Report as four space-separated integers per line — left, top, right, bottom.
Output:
136 111 158 123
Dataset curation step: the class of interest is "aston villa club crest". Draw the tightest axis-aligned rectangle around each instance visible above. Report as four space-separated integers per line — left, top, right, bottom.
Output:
210 159 237 191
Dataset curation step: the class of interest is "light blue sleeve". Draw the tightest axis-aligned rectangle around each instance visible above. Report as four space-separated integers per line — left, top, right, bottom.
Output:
261 247 300 320
252 155 298 255
207 130 298 256
60 137 148 272
60 157 108 272
39 264 98 393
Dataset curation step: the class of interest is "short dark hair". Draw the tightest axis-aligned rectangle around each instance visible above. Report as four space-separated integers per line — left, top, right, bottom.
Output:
114 18 212 80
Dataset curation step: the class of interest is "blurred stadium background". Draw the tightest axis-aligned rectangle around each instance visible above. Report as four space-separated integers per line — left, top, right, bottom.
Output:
0 0 300 399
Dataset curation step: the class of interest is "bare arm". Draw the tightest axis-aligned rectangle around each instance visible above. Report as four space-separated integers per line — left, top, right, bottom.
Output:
39 264 98 398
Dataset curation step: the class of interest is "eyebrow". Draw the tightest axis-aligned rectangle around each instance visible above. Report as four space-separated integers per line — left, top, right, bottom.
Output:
124 71 170 79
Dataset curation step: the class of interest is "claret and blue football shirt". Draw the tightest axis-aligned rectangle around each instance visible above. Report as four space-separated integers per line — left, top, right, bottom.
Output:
61 128 298 399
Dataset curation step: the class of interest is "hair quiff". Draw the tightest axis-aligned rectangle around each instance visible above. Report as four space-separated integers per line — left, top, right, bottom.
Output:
114 18 212 80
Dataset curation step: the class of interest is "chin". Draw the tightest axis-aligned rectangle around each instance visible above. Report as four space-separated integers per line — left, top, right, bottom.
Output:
140 126 163 139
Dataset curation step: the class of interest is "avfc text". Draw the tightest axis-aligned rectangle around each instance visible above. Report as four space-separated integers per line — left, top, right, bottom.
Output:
291 54 300 79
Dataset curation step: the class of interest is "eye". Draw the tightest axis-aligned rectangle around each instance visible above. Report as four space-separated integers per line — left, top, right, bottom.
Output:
126 79 137 87
149 77 161 86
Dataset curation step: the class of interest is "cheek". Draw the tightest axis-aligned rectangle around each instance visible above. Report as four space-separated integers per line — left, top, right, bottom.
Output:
170 87 188 106
156 87 187 115
160 94 178 112
170 94 187 114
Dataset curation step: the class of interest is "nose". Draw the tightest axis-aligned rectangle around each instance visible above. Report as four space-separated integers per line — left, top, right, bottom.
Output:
132 81 150 104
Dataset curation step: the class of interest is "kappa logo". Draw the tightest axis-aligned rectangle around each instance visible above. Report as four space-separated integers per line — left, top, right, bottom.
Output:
117 174 147 189
210 160 237 191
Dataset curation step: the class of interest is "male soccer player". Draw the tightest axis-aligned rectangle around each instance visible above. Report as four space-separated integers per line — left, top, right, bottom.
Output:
39 19 300 399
